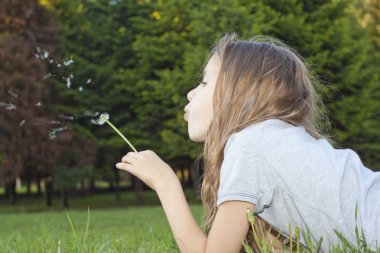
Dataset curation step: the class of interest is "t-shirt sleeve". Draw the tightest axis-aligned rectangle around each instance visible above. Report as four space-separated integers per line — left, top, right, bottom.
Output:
216 131 276 214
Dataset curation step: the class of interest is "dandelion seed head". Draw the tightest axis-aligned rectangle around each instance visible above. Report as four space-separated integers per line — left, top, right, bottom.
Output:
92 113 109 125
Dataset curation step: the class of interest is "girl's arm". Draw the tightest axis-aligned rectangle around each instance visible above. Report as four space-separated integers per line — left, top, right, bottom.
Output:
156 178 255 253
116 150 255 252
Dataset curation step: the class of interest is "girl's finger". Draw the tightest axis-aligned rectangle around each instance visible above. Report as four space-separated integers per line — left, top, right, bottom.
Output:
116 162 135 174
122 152 138 163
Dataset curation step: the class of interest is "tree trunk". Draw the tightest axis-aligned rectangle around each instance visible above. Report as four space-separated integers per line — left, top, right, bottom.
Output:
190 162 203 201
108 180 114 191
89 177 95 193
45 177 53 206
61 188 69 208
26 177 31 196
133 177 144 205
80 180 85 198
7 181 17 205
114 168 120 201
36 175 42 196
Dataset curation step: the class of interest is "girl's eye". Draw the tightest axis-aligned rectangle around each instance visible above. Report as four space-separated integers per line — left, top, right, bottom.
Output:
200 81 207 86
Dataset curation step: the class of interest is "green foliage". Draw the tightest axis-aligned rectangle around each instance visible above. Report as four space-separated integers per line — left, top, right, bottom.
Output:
45 0 380 177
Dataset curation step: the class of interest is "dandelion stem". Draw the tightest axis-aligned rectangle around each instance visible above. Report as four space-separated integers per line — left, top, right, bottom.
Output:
103 119 138 153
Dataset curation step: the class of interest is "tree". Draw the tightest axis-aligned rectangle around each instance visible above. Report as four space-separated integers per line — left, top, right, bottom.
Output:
0 0 60 204
45 0 379 208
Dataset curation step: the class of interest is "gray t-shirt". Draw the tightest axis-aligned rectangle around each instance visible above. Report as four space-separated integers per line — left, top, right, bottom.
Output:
217 119 380 252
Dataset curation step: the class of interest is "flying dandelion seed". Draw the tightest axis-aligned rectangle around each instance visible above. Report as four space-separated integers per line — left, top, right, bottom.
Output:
57 63 61 68
0 102 16 110
86 78 92 84
49 126 69 140
49 60 54 63
84 111 100 117
59 115 75 121
78 86 83 92
35 102 42 107
43 73 54 80
7 89 18 98
43 51 49 59
33 120 63 125
63 74 74 88
63 57 74 66
19 120 26 126
34 47 42 59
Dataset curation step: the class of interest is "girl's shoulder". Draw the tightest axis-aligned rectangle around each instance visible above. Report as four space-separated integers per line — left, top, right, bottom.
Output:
226 118 304 149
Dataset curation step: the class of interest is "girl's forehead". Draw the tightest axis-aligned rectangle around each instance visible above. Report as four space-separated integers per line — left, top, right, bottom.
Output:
204 55 221 75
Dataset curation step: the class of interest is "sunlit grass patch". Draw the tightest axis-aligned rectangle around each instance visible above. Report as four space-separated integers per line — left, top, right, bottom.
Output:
244 207 379 253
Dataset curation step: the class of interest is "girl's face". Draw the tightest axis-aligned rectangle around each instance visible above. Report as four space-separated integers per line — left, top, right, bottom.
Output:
184 55 220 142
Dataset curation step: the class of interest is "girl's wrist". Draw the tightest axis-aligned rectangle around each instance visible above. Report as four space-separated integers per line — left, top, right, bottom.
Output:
154 173 181 194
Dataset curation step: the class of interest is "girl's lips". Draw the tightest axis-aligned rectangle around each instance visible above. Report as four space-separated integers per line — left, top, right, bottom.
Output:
184 112 189 122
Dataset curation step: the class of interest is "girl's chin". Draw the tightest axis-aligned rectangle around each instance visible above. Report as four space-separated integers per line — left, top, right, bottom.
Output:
188 131 206 142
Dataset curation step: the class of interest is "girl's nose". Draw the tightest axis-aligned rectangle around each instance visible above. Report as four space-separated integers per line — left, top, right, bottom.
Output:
187 88 195 101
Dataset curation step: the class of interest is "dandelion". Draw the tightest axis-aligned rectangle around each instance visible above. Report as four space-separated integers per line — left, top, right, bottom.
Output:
98 113 138 152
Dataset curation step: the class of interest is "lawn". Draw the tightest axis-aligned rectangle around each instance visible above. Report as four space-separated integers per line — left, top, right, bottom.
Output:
0 205 204 253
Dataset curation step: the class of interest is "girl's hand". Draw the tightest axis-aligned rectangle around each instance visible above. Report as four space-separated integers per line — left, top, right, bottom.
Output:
115 150 178 191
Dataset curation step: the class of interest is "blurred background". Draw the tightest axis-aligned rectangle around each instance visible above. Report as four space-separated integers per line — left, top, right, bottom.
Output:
0 0 379 250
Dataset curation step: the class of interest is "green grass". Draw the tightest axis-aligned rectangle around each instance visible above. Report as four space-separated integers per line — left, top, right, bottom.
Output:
0 188 199 213
244 209 380 253
1 191 378 252
0 205 204 253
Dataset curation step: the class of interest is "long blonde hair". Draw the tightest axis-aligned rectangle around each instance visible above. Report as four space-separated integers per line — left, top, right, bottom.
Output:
196 33 334 251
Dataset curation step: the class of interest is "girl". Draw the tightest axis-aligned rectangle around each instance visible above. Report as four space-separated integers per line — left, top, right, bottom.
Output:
115 33 380 253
